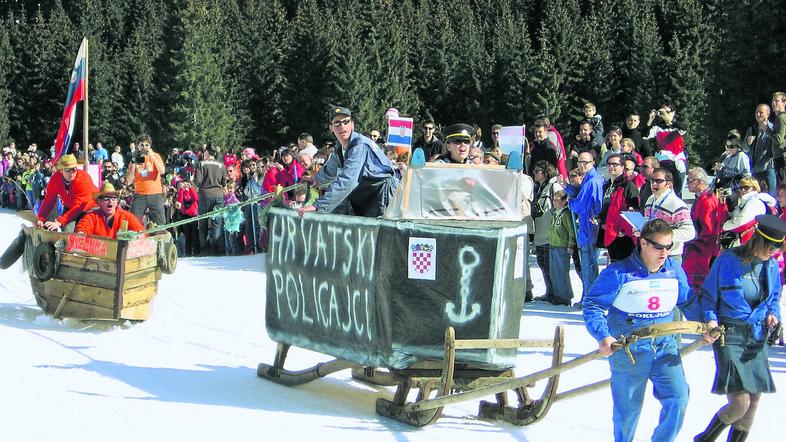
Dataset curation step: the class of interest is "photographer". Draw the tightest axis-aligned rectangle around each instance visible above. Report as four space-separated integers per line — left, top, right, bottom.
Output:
714 131 750 191
645 104 687 197
124 134 166 226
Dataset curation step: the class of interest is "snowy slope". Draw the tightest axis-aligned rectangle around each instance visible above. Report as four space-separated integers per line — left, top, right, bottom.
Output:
0 208 783 442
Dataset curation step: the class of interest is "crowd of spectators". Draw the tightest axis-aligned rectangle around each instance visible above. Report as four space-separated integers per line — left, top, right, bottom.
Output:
2 91 786 277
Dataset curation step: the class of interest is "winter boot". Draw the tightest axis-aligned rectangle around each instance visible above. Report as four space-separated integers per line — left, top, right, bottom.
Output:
726 427 748 442
694 413 729 442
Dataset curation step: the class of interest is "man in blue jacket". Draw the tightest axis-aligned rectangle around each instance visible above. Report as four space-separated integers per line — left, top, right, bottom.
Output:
583 219 701 442
564 151 604 305
298 106 399 217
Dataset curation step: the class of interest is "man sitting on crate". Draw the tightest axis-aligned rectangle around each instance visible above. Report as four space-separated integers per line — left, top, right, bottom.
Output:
582 219 703 442
36 154 99 232
75 182 144 239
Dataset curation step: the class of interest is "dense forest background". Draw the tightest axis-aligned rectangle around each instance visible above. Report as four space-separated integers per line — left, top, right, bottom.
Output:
0 0 783 165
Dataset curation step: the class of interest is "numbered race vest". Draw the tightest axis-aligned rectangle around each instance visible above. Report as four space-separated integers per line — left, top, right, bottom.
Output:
612 276 678 319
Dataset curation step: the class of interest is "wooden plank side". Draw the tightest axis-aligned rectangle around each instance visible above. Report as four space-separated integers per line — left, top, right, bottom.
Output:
35 290 115 319
114 241 130 320
59 253 156 274
123 267 161 290
59 254 118 274
119 302 152 321
55 265 117 289
122 283 158 308
124 255 158 273
32 278 115 309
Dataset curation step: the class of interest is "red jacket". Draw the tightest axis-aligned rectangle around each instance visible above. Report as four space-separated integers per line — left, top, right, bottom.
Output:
682 190 723 288
176 187 199 217
38 170 99 225
75 207 144 239
602 175 640 247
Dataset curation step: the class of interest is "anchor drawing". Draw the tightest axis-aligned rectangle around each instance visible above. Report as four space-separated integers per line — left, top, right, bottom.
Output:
446 245 481 323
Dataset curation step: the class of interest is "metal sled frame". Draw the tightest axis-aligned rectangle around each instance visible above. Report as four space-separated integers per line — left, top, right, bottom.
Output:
257 322 723 427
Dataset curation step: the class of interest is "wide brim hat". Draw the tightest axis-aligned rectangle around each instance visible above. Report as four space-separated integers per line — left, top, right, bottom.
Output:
443 123 474 142
56 154 79 170
755 214 786 246
92 181 122 201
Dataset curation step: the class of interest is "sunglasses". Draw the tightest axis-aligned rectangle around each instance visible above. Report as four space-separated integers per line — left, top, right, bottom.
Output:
331 118 352 127
63 167 78 173
650 178 669 184
492 132 500 136
449 138 471 145
643 237 673 251
99 195 119 202
606 162 622 168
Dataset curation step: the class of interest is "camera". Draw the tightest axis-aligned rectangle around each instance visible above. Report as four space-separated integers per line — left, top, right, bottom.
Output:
133 154 146 164
719 188 733 197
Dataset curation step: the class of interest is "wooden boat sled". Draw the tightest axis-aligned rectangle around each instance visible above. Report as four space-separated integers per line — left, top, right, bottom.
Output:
1 221 177 321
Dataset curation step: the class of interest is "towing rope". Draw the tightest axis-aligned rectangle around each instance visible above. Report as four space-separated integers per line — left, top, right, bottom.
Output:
116 182 306 241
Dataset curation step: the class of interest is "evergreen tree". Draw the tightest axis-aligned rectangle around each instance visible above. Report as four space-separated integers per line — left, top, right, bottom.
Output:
168 0 248 148
230 0 288 149
410 0 455 126
615 0 662 119
531 0 582 127
657 0 716 165
574 0 616 126
0 26 11 145
490 2 536 126
121 0 170 146
320 0 377 135
280 0 332 144
365 0 420 131
20 4 75 146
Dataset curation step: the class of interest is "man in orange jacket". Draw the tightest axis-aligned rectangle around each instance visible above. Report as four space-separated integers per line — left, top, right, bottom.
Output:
75 182 144 239
37 154 99 231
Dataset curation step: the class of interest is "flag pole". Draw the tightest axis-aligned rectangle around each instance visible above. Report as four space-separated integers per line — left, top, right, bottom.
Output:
82 37 89 166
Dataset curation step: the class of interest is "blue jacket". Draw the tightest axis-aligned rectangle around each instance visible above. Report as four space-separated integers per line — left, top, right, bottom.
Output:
315 131 398 213
700 249 781 340
583 250 700 341
566 167 604 247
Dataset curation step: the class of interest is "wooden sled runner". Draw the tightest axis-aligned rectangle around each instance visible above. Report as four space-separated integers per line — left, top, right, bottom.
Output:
259 321 723 427
1 214 177 321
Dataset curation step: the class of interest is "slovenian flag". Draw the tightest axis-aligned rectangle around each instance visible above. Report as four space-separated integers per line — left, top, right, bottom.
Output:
53 39 87 162
386 116 413 154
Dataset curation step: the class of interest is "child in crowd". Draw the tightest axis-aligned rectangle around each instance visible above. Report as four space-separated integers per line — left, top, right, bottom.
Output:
223 181 242 255
548 185 576 306
583 102 605 147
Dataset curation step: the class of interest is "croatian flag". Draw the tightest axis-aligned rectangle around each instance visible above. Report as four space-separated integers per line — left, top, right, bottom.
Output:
386 116 413 153
498 125 526 155
53 39 87 162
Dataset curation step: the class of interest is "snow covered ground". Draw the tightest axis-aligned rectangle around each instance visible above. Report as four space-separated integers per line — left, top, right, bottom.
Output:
0 208 783 442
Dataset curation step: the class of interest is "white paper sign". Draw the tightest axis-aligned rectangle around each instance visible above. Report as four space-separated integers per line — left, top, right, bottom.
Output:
408 237 437 280
514 236 525 279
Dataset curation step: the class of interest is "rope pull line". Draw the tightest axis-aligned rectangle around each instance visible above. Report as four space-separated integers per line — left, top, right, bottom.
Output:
116 183 306 241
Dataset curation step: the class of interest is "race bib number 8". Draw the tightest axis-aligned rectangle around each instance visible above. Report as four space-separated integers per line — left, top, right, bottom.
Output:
612 278 678 315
